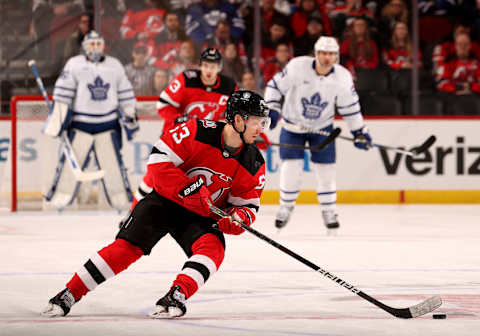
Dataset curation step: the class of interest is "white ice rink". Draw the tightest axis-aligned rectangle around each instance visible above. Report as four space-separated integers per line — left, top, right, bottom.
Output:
1 204 479 336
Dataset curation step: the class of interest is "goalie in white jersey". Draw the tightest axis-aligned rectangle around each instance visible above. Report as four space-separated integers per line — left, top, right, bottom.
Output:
265 36 373 231
43 31 138 211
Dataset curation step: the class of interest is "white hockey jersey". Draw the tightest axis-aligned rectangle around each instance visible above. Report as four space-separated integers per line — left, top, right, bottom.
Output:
264 56 365 133
53 55 136 125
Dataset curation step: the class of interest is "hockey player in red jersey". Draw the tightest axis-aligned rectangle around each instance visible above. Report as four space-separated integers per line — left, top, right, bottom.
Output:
41 90 269 319
129 48 240 211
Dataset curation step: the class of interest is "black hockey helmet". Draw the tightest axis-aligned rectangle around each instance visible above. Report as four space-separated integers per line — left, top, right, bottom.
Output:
200 47 222 67
225 90 269 125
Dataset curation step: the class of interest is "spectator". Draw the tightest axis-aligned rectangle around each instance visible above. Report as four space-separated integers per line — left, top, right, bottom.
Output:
120 0 168 42
263 43 291 84
159 39 199 78
242 0 289 48
185 0 245 45
382 22 422 70
125 42 156 96
436 33 480 95
293 15 325 56
432 20 480 72
378 0 409 45
31 0 85 59
63 12 92 62
221 42 246 84
290 0 332 38
241 71 257 91
149 11 188 67
329 0 374 38
249 18 291 71
340 17 379 74
152 68 170 95
204 19 248 67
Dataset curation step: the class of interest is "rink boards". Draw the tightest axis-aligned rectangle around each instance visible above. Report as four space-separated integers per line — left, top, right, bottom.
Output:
1 116 479 204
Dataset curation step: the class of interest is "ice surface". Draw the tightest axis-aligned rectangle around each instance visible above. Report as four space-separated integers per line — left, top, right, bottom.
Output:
1 205 479 335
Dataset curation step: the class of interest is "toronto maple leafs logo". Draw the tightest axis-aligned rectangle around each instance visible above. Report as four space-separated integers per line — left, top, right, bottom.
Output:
301 93 328 119
87 76 110 101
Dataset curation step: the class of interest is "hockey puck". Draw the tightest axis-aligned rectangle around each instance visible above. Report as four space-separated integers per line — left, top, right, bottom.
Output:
432 313 447 319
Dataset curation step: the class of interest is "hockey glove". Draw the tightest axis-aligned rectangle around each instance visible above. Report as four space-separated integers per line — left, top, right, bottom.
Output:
175 115 190 124
351 127 372 150
178 177 213 218
268 109 281 130
217 207 251 235
255 132 271 150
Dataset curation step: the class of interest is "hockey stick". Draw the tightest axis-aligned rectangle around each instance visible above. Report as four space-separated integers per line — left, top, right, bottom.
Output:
209 204 442 318
281 122 436 157
266 127 341 151
28 60 104 182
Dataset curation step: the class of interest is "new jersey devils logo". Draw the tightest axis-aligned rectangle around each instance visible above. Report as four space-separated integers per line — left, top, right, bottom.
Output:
185 101 220 120
186 167 232 201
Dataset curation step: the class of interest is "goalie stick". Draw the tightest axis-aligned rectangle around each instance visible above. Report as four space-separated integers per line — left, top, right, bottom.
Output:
28 60 104 182
281 121 437 157
209 204 442 319
265 127 341 151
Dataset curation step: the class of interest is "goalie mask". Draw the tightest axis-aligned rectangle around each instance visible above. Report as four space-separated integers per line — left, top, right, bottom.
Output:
225 90 270 133
82 31 105 62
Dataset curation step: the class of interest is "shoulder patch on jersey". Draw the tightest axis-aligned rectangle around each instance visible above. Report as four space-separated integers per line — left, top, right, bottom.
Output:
184 70 198 79
216 74 237 94
195 119 225 147
236 145 265 177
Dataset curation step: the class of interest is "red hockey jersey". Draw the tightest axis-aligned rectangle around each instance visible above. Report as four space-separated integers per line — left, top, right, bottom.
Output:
157 69 238 132
436 57 480 93
120 8 166 40
147 119 265 222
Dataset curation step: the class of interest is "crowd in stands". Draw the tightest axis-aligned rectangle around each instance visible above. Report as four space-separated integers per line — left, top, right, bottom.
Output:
2 0 480 115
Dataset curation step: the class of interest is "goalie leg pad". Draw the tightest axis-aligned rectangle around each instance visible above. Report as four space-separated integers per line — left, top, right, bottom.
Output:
312 163 337 211
279 159 303 207
44 129 95 209
93 130 133 211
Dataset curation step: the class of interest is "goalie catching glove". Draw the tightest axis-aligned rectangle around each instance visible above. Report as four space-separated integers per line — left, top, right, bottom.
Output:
351 127 372 150
178 176 213 218
217 207 251 235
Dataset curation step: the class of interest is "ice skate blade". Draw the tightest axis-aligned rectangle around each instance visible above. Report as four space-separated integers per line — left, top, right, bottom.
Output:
148 306 184 319
326 228 339 236
41 303 65 317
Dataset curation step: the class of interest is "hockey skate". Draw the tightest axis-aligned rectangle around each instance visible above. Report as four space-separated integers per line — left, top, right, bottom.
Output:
148 285 187 319
322 210 340 235
275 205 294 229
41 288 76 317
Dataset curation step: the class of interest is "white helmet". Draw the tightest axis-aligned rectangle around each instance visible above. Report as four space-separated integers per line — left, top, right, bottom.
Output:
82 30 105 62
314 36 339 54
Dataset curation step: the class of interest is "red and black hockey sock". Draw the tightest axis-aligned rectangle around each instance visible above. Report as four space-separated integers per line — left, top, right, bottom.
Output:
172 233 225 299
66 239 144 301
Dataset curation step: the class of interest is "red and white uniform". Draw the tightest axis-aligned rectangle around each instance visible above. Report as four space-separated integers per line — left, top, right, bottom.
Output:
382 47 422 69
433 40 480 70
158 69 238 132
120 8 166 40
148 119 265 221
436 57 480 93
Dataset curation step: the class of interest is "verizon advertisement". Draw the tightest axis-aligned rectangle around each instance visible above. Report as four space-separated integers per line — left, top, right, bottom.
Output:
0 118 479 194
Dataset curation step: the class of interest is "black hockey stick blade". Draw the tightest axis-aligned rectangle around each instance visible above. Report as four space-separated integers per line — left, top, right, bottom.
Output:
209 203 442 319
411 135 436 155
312 127 341 151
